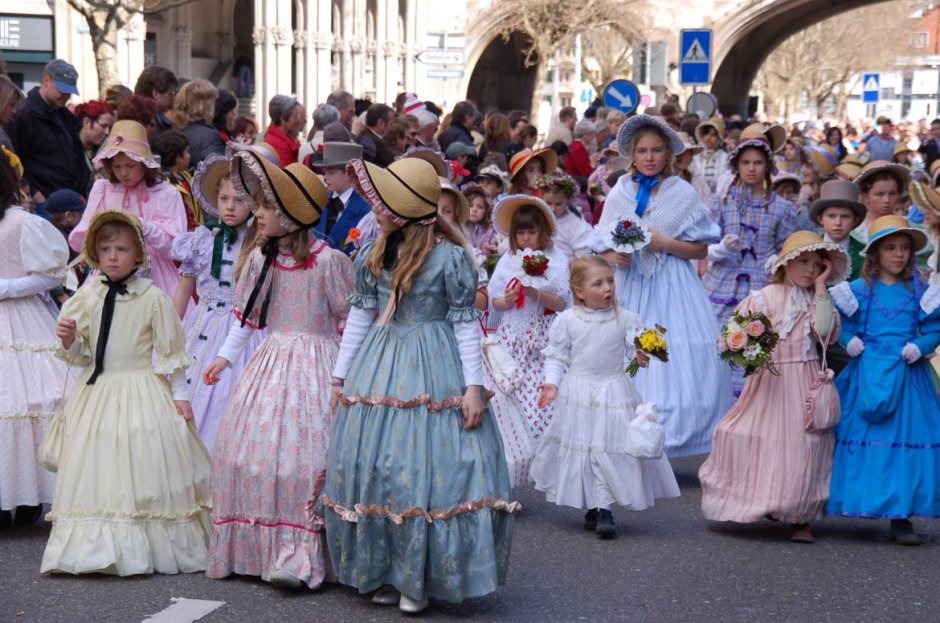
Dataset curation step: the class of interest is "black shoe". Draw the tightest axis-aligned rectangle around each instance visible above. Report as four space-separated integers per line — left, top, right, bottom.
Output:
0 510 11 531
891 519 921 546
595 509 616 539
584 508 598 531
13 505 43 527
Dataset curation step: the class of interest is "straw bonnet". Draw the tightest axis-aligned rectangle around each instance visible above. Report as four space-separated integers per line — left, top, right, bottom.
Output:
676 132 703 156
403 146 451 178
228 140 282 166
854 160 911 192
347 157 440 226
493 194 557 238
509 148 559 185
82 210 149 270
231 149 327 231
893 143 913 159
802 144 839 177
440 177 470 225
808 179 866 222
617 114 684 159
730 123 787 172
319 141 364 169
772 171 802 190
192 153 231 220
477 164 509 192
834 151 869 181
861 214 928 255
695 117 726 143
770 230 849 284
908 180 940 218
93 120 159 170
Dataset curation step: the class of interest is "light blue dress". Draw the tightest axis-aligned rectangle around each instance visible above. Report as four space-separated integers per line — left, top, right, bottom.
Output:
828 279 940 519
597 176 733 457
322 240 516 603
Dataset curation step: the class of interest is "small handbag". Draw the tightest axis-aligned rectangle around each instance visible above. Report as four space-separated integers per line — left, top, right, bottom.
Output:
480 322 523 395
38 413 66 473
804 329 841 433
626 402 665 459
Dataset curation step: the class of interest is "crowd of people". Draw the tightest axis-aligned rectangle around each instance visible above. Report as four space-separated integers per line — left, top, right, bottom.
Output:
2 58 940 614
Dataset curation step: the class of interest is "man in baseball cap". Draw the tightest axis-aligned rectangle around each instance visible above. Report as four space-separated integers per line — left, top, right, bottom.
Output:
44 59 80 98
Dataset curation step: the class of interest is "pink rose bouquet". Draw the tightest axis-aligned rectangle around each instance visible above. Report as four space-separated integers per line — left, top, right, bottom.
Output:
718 310 779 377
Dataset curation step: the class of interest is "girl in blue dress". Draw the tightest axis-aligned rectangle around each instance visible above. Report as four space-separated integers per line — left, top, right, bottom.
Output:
322 158 516 614
828 214 940 545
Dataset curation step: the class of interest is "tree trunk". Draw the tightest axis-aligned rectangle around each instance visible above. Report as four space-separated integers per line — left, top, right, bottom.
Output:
91 23 121 96
529 56 547 130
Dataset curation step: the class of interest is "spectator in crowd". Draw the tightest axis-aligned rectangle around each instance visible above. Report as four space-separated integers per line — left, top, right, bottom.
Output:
263 94 305 165
74 100 115 192
0 75 24 151
660 103 681 130
356 103 394 165
233 116 257 143
918 118 940 171
864 116 897 161
116 95 157 139
7 59 89 201
173 79 225 168
825 126 849 161
151 128 201 229
413 106 440 150
438 100 478 153
103 84 132 109
383 118 412 161
212 89 238 143
518 124 539 150
299 103 339 165
480 112 519 162
565 119 596 178
550 140 570 171
399 114 420 148
546 105 577 145
133 65 178 131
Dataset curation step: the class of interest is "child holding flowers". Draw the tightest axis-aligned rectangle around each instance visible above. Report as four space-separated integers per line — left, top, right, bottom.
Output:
488 195 571 442
700 231 846 543
531 255 679 539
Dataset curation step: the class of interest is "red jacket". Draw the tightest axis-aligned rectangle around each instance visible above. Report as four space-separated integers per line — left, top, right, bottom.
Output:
564 140 594 177
264 123 300 166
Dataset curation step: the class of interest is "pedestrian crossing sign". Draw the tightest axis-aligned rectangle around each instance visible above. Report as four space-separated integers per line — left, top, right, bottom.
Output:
679 29 712 86
862 73 880 104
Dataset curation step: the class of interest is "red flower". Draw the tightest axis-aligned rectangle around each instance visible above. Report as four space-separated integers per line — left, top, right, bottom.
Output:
522 253 549 277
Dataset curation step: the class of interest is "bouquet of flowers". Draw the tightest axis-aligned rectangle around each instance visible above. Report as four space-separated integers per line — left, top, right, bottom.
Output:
626 324 669 377
483 249 500 277
608 219 651 254
522 250 549 277
718 311 779 377
506 249 550 309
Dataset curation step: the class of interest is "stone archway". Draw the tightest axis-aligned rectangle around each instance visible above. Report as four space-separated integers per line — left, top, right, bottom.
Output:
466 33 538 114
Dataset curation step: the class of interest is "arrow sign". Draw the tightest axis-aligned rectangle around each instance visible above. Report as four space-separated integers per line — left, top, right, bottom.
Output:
602 79 640 115
416 50 465 65
679 29 712 85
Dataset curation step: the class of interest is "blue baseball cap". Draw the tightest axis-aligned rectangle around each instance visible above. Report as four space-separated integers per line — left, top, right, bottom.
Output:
44 59 79 96
45 189 85 214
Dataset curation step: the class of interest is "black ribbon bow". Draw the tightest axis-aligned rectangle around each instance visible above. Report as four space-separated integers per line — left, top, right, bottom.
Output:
87 270 135 385
207 220 239 280
240 237 280 329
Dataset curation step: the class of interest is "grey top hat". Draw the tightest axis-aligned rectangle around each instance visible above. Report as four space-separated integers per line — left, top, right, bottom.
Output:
320 141 364 168
808 179 867 222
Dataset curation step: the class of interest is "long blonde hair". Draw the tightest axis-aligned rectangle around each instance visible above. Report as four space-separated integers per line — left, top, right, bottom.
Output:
172 79 217 128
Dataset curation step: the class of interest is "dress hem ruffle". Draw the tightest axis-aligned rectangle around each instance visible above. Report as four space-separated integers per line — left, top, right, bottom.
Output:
321 495 521 524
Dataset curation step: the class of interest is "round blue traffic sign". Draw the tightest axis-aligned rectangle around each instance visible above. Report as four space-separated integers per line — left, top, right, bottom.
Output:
602 79 640 115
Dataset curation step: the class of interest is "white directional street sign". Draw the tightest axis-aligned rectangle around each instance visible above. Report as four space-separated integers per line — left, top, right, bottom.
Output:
416 50 465 65
427 68 464 80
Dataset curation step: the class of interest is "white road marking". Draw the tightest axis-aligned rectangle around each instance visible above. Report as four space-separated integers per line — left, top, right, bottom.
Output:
142 598 225 623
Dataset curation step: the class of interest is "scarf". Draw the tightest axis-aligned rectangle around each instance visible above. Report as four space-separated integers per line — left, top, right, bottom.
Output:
240 237 279 329
206 220 240 280
631 173 660 217
87 269 136 385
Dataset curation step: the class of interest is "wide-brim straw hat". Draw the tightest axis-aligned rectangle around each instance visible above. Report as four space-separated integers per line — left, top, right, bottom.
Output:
772 171 802 189
854 160 911 192
862 214 928 255
676 132 703 155
834 151 869 180
730 123 786 173
231 149 327 231
192 153 231 220
82 210 149 270
771 230 849 284
493 194 556 238
809 179 867 222
440 177 470 225
617 114 684 159
509 148 558 185
347 157 440 226
402 145 451 179
893 142 913 159
803 144 839 177
93 119 159 170
929 159 940 187
227 140 282 166
908 180 940 218
695 117 726 142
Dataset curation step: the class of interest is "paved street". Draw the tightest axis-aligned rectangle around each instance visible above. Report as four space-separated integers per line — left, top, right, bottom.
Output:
2 455 939 623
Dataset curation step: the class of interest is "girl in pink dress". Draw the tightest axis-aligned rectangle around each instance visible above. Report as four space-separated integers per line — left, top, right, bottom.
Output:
699 231 847 543
69 120 186 298
202 150 354 589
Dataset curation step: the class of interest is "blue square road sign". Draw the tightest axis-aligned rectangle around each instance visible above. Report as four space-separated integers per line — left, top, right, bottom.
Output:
862 73 880 104
679 29 712 86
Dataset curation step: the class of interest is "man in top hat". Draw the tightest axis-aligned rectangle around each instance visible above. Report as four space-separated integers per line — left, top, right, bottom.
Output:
316 142 371 254
7 59 90 202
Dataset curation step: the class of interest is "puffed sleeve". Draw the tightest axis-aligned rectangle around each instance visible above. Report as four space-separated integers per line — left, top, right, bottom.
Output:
170 227 213 277
348 240 379 310
677 209 721 244
233 247 266 328
139 183 186 256
151 290 196 375
21 214 69 279
829 281 861 347
68 178 108 253
56 287 93 367
541 311 571 364
322 248 355 321
914 284 940 355
444 243 481 322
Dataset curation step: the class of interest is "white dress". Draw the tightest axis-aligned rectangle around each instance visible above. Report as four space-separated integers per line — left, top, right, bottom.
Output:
530 306 680 510
597 175 733 457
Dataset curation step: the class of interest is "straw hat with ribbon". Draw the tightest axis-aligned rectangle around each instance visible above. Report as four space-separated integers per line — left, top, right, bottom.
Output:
908 180 940 218
93 120 160 170
617 114 685 159
861 214 928 255
509 148 559 186
676 132 704 156
440 177 470 225
809 179 867 222
347 157 440 226
192 153 232 221
493 194 556 238
802 144 839 178
729 123 787 172
770 230 850 284
854 160 911 193
695 117 726 143
82 210 149 271
231 149 327 232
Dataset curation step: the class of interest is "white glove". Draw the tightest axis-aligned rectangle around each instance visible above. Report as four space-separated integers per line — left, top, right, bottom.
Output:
721 234 743 252
846 336 865 357
901 342 922 364
707 236 740 263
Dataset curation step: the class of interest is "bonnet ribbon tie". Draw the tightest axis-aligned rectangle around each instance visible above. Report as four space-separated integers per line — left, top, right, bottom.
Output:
207 220 240 280
631 173 660 217
87 269 136 385
240 237 279 329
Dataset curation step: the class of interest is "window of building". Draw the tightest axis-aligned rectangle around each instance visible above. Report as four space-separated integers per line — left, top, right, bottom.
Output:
912 32 928 49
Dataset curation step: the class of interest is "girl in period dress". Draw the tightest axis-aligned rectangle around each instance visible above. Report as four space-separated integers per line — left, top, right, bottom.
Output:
488 195 571 442
699 232 846 543
462 182 498 253
845 161 912 276
531 255 679 539
0 157 71 530
42 210 212 575
597 115 732 457
69 120 187 298
827 215 940 546
170 154 265 451
674 132 711 204
322 157 516 614
202 151 354 589
535 171 593 260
